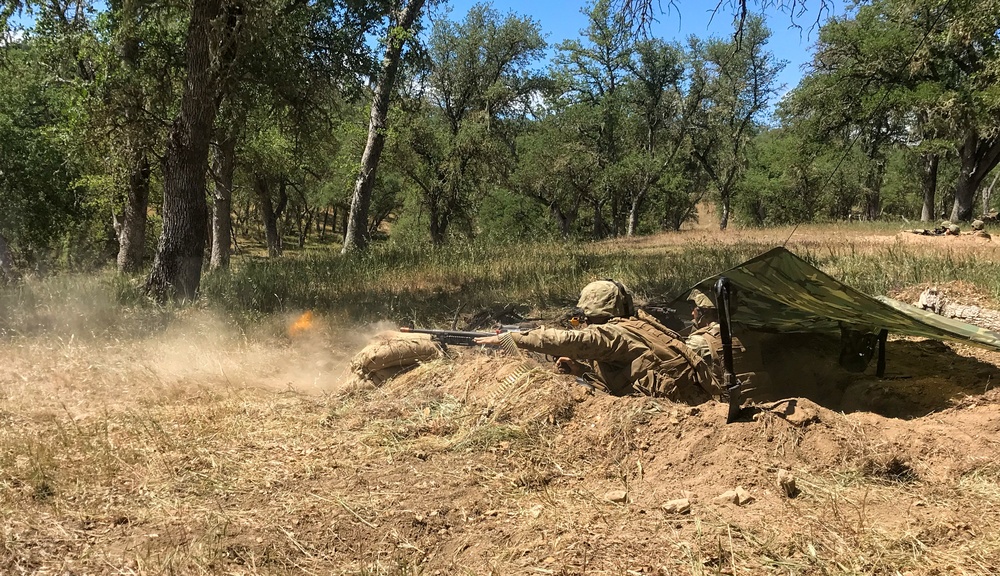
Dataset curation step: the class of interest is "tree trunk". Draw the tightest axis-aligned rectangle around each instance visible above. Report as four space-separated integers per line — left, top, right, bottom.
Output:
918 288 1000 332
146 0 225 301
863 158 885 221
0 233 18 283
951 128 1000 222
920 152 939 222
864 193 880 221
342 0 426 254
254 175 282 257
275 181 288 248
717 167 740 231
429 199 448 245
275 181 288 220
608 182 624 237
298 208 313 248
592 199 607 239
368 208 390 237
116 152 151 274
205 209 213 258
983 170 1000 217
719 197 731 231
551 206 572 238
627 192 645 236
210 133 236 271
339 207 348 241
116 13 152 276
234 196 250 238
953 162 979 223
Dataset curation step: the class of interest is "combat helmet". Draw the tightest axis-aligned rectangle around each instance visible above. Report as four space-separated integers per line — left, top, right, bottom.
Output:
576 280 636 322
973 219 985 231
687 288 715 309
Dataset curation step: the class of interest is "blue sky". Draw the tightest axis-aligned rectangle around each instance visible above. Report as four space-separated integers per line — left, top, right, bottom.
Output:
8 0 850 101
435 0 851 101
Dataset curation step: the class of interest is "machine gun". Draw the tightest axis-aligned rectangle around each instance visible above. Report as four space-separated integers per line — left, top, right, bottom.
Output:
398 325 521 348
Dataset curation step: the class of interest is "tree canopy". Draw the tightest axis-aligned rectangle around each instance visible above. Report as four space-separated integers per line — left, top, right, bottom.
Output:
1 0 999 293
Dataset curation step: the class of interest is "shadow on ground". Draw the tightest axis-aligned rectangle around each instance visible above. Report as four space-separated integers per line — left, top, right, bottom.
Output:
738 332 1000 419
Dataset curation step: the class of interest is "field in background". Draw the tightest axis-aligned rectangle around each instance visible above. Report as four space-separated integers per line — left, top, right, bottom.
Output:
4 221 1000 337
3 224 1000 574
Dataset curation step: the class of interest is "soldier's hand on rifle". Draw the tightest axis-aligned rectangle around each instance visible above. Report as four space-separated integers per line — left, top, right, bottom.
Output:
473 334 502 346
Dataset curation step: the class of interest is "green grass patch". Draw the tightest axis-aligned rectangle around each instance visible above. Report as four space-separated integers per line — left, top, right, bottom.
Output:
4 234 1000 338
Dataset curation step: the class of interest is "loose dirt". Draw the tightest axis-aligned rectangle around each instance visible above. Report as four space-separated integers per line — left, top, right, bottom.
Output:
4 239 1000 574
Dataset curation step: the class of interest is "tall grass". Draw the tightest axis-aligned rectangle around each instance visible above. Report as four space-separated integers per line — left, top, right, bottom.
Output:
198 240 774 324
3 235 1000 337
827 243 1000 299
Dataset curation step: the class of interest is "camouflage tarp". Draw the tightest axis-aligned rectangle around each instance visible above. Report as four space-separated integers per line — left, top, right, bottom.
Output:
677 247 1000 352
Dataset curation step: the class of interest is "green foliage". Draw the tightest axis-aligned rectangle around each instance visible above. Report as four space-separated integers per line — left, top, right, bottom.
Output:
314 103 368 212
475 187 558 244
735 128 823 225
549 0 643 237
782 0 1000 222
539 3 784 237
0 39 92 266
8 0 1000 283
880 148 924 218
510 114 594 238
390 3 546 244
381 186 430 246
689 16 785 229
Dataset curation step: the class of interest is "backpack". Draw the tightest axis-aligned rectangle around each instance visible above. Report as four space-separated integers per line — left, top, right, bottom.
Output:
611 311 723 401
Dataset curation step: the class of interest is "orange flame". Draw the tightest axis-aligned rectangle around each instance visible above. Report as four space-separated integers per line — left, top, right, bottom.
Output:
289 310 314 337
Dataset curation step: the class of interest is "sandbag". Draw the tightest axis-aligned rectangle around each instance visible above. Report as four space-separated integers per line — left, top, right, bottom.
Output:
350 332 442 383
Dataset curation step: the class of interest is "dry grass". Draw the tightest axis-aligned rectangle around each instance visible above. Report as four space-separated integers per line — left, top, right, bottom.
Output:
4 330 1000 575
5 225 1000 574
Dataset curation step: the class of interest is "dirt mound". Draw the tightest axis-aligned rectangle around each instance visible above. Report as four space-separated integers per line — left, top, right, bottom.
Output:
5 322 1000 574
318 349 1000 574
377 350 1000 493
895 229 998 249
9 277 1000 575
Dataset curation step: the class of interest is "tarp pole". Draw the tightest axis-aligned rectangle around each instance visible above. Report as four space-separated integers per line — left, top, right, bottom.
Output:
715 277 743 423
877 329 888 377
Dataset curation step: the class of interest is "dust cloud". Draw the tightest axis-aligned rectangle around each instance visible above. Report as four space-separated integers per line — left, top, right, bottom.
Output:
138 311 397 395
1 273 405 402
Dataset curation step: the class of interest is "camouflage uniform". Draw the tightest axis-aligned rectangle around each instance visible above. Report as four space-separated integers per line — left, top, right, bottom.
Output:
510 281 721 403
684 289 717 360
909 221 960 236
971 219 991 239
683 289 746 384
685 327 714 361
936 220 961 235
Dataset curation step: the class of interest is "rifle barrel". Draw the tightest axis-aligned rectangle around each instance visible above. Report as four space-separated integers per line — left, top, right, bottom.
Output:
399 327 499 338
